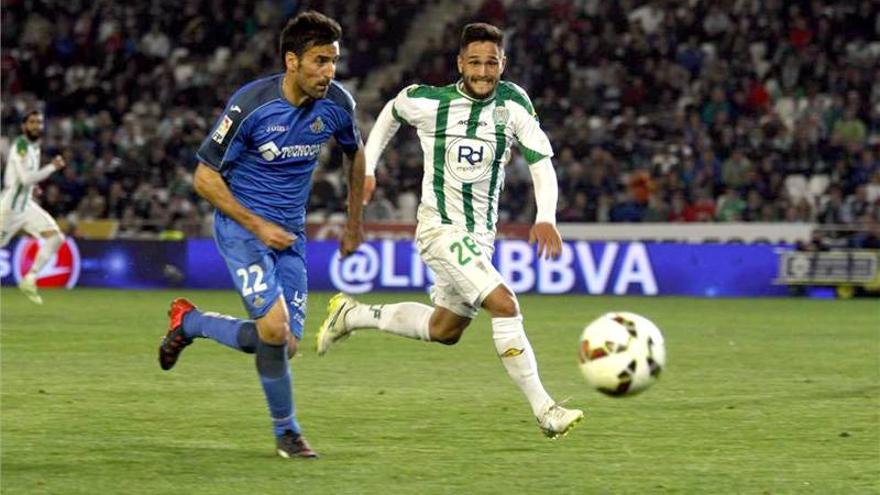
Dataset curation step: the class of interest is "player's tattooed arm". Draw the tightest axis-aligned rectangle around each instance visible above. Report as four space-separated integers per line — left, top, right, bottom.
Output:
340 147 365 257
193 163 295 250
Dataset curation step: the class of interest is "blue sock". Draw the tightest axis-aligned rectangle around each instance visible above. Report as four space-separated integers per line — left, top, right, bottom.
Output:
256 339 301 437
182 310 258 353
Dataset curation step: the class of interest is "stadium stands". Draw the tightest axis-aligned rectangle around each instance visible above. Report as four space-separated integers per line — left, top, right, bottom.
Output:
1 0 877 241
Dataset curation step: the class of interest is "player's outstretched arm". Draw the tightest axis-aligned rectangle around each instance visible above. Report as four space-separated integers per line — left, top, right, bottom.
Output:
527 157 562 260
340 147 366 257
193 163 295 250
8 146 64 187
363 98 404 204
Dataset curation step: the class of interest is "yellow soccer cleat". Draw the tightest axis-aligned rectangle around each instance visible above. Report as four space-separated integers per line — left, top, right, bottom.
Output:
315 293 357 356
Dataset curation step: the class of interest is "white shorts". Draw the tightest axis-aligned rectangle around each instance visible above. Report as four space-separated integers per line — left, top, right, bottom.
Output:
0 199 60 247
416 224 505 319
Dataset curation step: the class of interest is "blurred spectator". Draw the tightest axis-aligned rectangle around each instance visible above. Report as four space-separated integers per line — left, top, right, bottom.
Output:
609 190 644 222
77 185 107 220
721 149 751 191
627 170 654 204
642 192 669 222
818 186 847 224
559 191 590 222
684 188 716 222
832 107 867 149
309 169 339 215
842 185 875 224
715 187 746 222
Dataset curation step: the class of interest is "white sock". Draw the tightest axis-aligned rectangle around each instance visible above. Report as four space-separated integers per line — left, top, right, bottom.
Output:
28 234 64 277
492 316 554 417
345 302 432 341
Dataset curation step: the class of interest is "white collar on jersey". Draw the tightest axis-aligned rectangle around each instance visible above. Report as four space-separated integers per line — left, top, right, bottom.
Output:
455 80 497 102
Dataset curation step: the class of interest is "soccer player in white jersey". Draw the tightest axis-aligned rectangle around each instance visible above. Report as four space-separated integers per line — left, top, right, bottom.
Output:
0 110 67 304
316 23 583 438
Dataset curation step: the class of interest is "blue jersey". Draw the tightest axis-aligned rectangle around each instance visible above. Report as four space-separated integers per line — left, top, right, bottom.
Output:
197 73 360 232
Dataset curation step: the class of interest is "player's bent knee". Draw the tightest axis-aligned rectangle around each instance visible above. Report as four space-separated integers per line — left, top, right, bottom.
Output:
256 297 293 344
481 285 521 318
256 319 290 345
487 298 519 318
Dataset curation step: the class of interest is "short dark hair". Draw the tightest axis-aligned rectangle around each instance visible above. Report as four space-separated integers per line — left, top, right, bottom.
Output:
279 11 342 60
459 23 504 52
21 109 41 124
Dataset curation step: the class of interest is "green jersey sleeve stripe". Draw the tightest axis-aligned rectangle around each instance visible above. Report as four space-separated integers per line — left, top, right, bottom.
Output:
15 136 28 156
499 82 537 119
409 84 460 101
519 143 548 164
391 104 410 126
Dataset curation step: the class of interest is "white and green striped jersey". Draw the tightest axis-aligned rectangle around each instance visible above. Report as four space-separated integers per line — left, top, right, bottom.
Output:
1 136 53 213
366 80 554 236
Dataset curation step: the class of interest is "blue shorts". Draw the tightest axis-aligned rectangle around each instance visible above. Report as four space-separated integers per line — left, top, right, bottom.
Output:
214 213 308 340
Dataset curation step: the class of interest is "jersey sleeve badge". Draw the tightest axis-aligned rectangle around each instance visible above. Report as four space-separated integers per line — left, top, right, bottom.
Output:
212 115 234 144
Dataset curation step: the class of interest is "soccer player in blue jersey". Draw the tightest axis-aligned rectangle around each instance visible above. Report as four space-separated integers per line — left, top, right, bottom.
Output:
157 11 364 459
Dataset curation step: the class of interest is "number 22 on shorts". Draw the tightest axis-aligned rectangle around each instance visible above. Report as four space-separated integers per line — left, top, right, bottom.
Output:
449 236 481 266
236 264 268 296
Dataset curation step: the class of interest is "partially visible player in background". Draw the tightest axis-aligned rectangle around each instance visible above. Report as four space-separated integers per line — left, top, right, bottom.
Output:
0 110 67 305
157 11 365 459
316 23 583 438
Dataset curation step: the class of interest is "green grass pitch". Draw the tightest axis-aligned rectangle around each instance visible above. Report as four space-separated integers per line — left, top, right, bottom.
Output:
2 288 878 494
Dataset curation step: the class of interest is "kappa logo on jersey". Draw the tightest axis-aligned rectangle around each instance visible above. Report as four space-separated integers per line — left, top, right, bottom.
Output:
445 137 496 182
212 115 234 144
257 141 322 161
12 237 81 288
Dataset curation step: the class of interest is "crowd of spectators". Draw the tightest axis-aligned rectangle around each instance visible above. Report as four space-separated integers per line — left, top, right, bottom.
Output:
2 0 879 241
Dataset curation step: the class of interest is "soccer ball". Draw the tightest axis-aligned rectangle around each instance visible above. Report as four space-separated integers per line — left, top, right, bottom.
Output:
577 312 666 396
